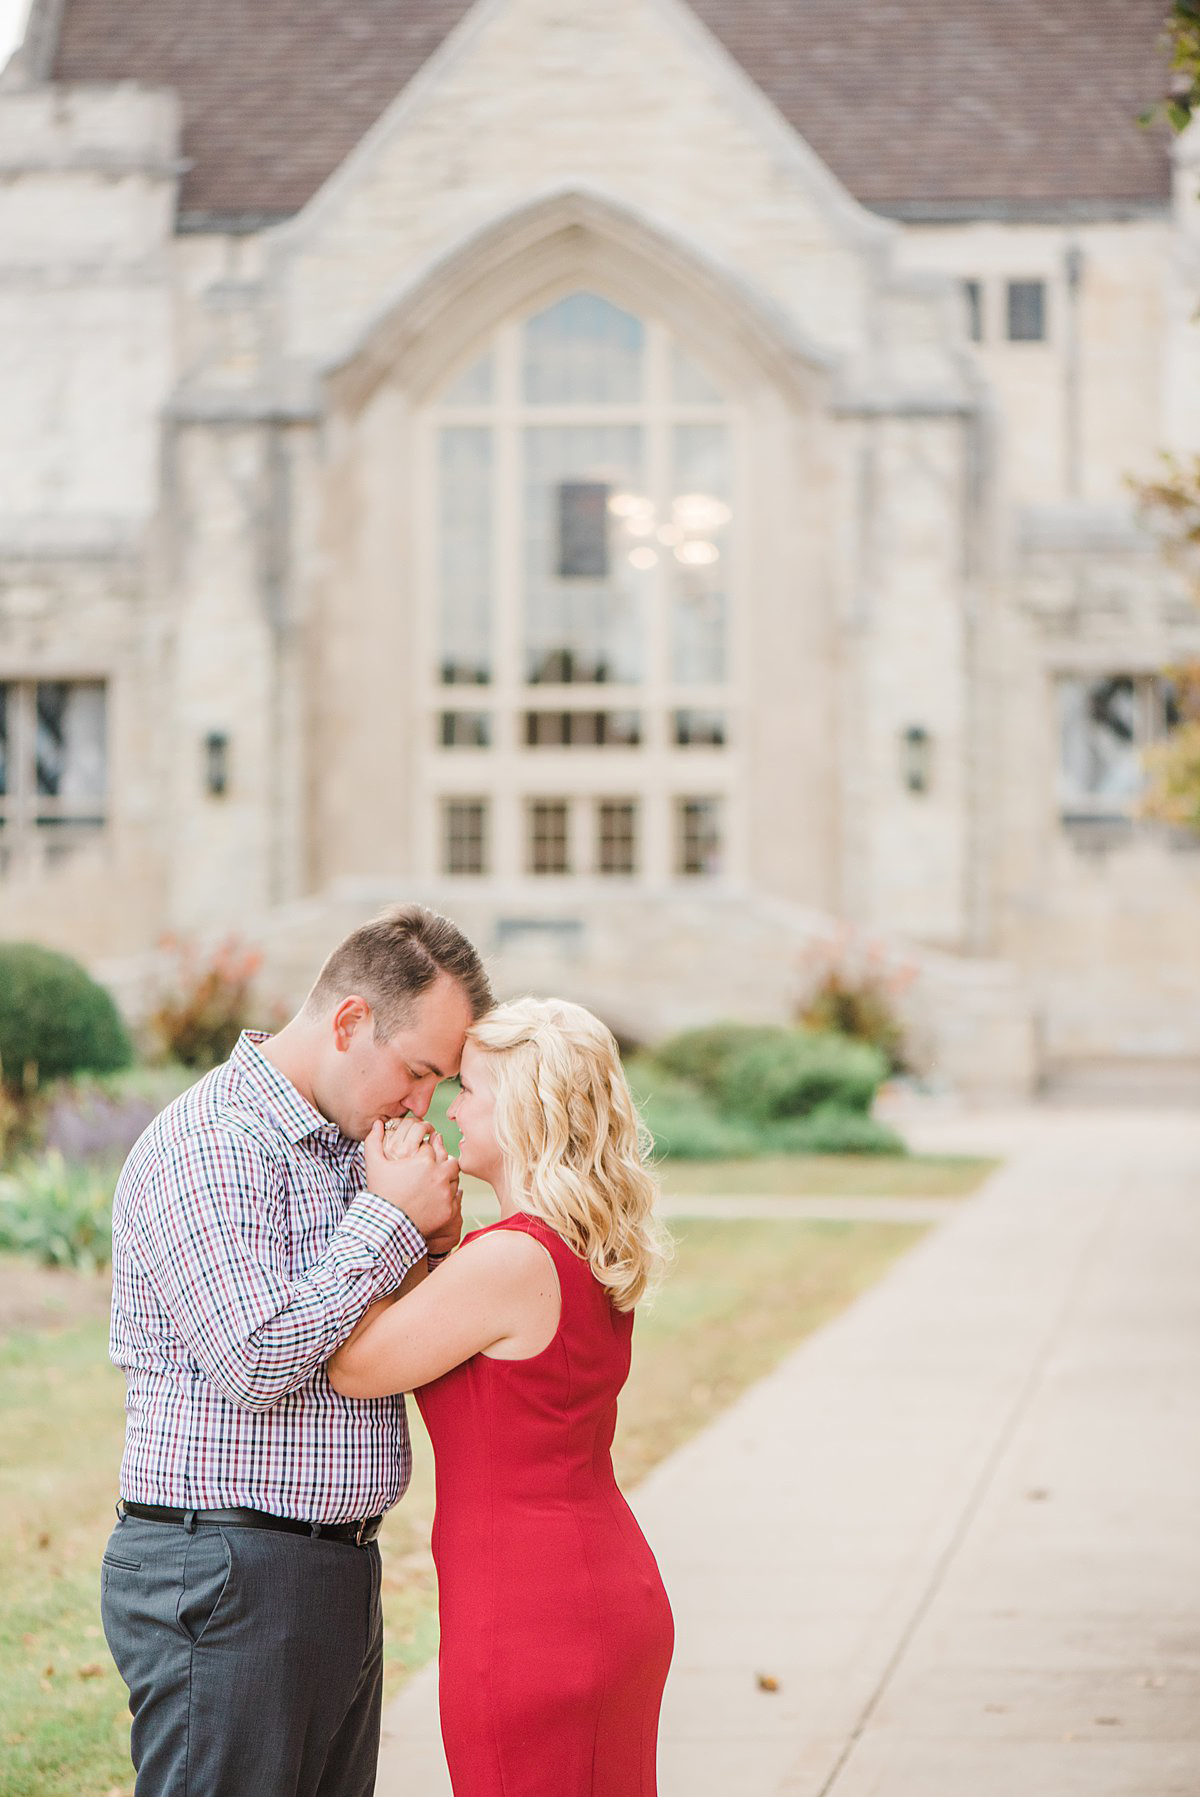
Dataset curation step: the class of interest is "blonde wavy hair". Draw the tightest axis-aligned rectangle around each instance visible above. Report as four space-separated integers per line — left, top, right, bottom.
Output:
468 997 669 1310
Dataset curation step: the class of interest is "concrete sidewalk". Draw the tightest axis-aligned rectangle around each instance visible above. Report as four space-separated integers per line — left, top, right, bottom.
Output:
377 1109 1200 1795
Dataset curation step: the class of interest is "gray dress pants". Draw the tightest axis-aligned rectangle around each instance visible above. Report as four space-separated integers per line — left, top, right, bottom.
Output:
100 1512 384 1797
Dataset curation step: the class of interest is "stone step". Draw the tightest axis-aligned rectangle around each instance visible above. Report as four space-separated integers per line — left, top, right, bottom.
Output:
1040 1058 1200 1107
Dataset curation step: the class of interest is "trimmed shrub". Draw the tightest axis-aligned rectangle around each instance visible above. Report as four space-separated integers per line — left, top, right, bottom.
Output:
0 1151 116 1271
625 1057 760 1160
652 1023 788 1096
766 1105 906 1157
0 942 132 1093
720 1031 887 1122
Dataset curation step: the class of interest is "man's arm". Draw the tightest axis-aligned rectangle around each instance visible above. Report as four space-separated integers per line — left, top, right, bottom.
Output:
126 1128 429 1412
328 1229 561 1396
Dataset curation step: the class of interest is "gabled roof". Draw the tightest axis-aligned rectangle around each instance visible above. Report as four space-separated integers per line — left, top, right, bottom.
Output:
688 0 1173 219
37 0 1173 227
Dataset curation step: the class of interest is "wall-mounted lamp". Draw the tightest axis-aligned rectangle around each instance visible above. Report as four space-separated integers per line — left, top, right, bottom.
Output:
901 725 932 795
204 731 230 797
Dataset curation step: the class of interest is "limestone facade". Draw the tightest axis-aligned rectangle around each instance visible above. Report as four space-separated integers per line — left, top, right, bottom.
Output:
0 0 1196 1093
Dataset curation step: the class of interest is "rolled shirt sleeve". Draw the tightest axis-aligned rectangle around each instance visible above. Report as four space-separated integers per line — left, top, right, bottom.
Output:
126 1128 427 1412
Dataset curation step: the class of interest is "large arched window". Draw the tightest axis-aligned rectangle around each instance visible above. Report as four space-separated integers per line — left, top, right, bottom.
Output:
424 291 738 884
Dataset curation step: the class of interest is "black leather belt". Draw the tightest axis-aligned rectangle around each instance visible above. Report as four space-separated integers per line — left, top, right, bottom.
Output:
119 1499 383 1547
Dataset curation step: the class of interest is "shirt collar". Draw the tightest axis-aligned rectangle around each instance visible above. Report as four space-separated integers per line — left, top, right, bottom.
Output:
231 1030 353 1152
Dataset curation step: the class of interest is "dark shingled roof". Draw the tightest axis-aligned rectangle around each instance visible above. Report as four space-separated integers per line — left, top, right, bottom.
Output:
44 0 1173 225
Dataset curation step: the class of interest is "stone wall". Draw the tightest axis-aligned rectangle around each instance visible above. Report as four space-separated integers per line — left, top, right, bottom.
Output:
0 85 177 523
0 83 177 953
187 879 1038 1101
3 6 1200 1089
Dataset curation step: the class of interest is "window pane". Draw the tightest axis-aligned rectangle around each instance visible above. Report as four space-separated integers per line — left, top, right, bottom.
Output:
670 343 723 404
440 351 494 407
1007 280 1046 342
527 800 570 875
34 818 105 861
597 800 638 876
1057 676 1141 814
675 796 723 876
558 481 610 579
673 708 727 747
963 279 983 343
438 427 493 685
524 425 645 684
35 681 106 805
439 712 492 748
1160 677 1181 736
523 710 641 748
522 293 644 406
670 424 731 685
443 799 488 874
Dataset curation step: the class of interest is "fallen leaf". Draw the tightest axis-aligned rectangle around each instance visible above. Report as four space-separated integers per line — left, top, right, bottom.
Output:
77 1663 104 1680
756 1673 780 1693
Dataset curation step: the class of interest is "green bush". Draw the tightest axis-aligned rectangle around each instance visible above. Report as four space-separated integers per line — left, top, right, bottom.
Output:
630 1027 899 1160
0 942 132 1093
720 1031 887 1122
625 1057 760 1160
765 1105 906 1156
652 1023 789 1095
0 1152 116 1271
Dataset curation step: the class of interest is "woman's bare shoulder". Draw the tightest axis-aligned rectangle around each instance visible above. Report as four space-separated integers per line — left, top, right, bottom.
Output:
450 1223 558 1284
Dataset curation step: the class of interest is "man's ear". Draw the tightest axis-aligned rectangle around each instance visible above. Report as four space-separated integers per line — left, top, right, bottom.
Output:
331 995 372 1052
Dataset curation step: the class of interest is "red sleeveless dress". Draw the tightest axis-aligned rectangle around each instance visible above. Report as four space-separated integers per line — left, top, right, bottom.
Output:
415 1211 674 1796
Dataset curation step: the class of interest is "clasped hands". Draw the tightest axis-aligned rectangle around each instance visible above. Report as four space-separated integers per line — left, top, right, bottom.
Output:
364 1114 463 1259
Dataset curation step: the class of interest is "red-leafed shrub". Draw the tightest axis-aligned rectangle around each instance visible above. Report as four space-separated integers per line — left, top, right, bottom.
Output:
148 935 271 1070
793 929 917 1073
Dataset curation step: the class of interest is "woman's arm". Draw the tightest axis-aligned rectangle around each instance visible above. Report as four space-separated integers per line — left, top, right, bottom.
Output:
327 1229 559 1397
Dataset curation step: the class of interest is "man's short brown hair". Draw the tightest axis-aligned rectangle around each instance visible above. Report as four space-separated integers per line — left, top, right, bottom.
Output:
304 905 492 1037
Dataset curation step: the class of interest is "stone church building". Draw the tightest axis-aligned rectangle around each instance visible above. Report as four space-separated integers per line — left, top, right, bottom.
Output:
1 0 1196 1093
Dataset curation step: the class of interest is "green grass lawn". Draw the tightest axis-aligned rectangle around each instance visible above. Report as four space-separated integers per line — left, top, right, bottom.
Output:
654 1153 997 1199
0 1326 134 1797
0 1215 927 1797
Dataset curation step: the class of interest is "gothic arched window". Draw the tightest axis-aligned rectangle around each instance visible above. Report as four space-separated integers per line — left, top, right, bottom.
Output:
427 291 736 882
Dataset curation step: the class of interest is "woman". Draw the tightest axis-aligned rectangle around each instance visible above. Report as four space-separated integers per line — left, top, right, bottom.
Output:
328 997 673 1797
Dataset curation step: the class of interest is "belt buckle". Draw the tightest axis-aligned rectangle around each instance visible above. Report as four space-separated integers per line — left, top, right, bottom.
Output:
355 1518 369 1547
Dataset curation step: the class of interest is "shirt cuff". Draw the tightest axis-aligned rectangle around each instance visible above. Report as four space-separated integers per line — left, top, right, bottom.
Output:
344 1190 428 1285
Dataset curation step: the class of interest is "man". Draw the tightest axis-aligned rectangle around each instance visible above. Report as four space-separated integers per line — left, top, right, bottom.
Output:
100 904 493 1797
